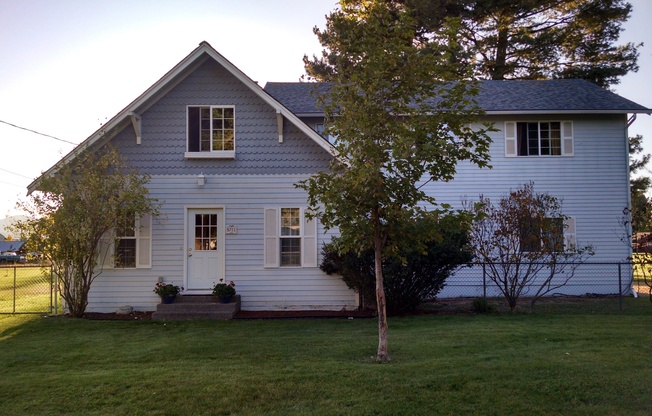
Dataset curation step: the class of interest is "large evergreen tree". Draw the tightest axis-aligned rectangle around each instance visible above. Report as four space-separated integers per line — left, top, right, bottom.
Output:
400 0 640 87
301 0 491 362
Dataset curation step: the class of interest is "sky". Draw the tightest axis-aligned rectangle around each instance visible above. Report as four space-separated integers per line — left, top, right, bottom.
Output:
1 0 651 219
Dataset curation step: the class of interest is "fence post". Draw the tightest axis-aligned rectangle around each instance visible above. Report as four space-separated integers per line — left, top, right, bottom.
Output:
52 266 58 315
618 263 623 312
482 263 487 299
13 266 16 314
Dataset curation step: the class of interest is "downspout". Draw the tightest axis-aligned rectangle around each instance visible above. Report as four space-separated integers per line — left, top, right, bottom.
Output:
626 114 636 297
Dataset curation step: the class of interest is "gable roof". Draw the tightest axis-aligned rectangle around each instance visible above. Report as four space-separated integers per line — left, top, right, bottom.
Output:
28 41 337 193
264 79 651 116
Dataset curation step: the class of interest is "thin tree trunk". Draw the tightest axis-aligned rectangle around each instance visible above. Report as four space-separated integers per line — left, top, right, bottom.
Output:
374 234 390 363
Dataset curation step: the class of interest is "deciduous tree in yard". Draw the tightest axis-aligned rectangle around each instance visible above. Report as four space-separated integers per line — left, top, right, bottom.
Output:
465 182 594 311
15 146 158 317
300 0 492 362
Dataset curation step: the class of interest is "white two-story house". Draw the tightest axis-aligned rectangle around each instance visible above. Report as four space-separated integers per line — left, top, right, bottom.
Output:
30 42 650 312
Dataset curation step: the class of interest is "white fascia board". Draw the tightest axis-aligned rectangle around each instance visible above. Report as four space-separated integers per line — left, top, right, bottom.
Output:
29 42 339 194
28 46 214 193
200 46 339 158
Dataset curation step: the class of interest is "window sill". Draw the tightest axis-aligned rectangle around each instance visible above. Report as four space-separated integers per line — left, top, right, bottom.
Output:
185 151 235 159
506 155 574 158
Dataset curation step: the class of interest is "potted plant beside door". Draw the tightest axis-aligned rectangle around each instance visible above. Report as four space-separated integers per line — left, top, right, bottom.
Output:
154 282 182 304
212 279 236 303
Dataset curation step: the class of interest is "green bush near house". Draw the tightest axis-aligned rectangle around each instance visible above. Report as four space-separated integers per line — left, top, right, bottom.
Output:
321 215 473 315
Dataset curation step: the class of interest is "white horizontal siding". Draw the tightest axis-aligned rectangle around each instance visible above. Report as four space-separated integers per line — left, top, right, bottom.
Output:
87 114 630 312
87 174 357 313
421 114 630 261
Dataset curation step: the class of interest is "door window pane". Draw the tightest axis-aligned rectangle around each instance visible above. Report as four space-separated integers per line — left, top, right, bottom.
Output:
195 214 218 251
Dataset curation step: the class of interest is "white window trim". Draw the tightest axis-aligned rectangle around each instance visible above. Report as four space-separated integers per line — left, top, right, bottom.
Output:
100 214 152 269
280 207 303 267
264 207 318 268
519 216 577 253
314 123 337 144
185 105 236 159
184 151 235 159
504 121 573 157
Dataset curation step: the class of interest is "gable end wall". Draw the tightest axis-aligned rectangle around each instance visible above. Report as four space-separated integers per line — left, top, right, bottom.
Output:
111 59 333 175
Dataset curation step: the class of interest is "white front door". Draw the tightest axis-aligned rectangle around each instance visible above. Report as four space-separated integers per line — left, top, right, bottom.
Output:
187 208 225 290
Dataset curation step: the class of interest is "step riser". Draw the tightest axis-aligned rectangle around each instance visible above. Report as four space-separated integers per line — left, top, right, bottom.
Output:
153 312 236 320
152 295 241 321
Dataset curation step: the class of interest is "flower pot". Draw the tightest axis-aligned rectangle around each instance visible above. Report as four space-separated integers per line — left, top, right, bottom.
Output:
219 296 232 304
162 295 176 304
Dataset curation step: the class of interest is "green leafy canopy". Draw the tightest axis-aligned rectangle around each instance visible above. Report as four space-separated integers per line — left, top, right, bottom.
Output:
300 0 493 258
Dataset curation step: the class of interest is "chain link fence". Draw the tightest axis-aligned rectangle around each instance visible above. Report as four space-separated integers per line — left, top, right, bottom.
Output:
440 262 641 300
0 265 57 314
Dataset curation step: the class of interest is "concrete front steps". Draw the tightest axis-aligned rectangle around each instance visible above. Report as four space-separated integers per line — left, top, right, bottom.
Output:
152 294 241 321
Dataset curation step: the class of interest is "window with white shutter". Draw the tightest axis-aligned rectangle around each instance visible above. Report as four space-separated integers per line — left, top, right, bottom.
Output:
505 121 573 157
264 207 318 268
100 213 152 269
564 217 577 250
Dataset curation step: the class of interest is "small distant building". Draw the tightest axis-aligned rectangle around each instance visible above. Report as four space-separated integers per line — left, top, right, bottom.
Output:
0 240 26 254
633 233 652 253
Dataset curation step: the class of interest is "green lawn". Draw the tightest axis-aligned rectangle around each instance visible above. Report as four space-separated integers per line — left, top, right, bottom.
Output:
0 299 650 415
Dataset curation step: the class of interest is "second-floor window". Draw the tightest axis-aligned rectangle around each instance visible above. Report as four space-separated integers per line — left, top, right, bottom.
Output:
505 121 573 157
187 106 235 158
314 123 337 144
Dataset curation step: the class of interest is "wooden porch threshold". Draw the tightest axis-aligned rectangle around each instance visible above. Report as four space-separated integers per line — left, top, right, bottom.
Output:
151 294 241 321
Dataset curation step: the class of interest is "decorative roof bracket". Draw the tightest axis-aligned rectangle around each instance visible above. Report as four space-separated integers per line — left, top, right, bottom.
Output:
130 112 142 144
276 110 283 143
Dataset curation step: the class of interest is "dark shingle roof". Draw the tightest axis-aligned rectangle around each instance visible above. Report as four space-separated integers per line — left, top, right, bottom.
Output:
0 241 26 252
264 79 650 115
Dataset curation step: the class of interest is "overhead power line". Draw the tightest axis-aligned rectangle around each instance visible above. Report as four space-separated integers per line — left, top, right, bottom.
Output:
0 119 78 145
0 168 32 180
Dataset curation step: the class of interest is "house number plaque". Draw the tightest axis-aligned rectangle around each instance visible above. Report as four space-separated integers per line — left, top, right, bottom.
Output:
226 225 238 235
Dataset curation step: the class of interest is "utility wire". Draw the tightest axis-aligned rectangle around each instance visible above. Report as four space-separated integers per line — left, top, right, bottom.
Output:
0 167 32 180
0 119 78 145
0 180 25 188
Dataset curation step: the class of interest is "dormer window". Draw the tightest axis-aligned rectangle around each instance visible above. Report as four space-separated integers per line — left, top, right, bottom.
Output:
186 106 235 158
314 123 337 144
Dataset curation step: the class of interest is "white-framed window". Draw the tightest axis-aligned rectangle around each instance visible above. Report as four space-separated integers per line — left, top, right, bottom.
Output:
186 106 235 158
280 208 301 266
519 217 576 253
314 123 337 144
100 214 152 269
505 121 573 157
115 214 137 268
264 207 317 268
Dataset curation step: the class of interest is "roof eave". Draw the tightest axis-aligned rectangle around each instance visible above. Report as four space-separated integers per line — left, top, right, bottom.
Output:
293 109 652 118
485 109 652 115
28 42 339 194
